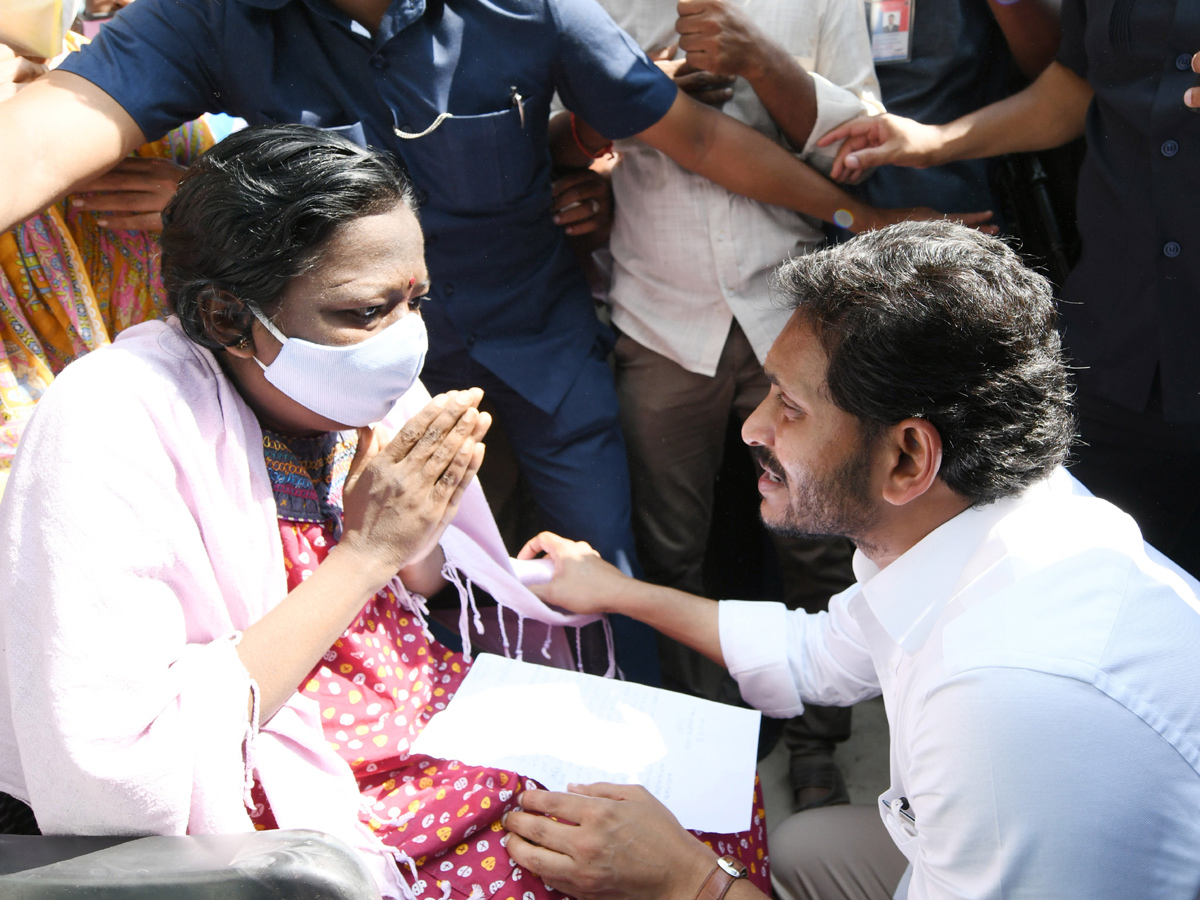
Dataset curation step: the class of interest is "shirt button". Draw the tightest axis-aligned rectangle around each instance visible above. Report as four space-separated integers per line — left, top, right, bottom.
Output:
1177 53 1194 71
1164 241 1182 258
370 54 388 70
1162 139 1179 157
444 282 455 297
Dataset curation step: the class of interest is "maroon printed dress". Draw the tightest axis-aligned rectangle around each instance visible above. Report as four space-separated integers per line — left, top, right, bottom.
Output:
250 430 770 900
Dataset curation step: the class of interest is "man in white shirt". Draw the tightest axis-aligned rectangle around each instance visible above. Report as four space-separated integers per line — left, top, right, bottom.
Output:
502 221 1200 900
596 0 884 808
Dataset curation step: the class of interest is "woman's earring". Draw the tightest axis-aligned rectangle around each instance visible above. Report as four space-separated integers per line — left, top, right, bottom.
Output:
236 335 253 351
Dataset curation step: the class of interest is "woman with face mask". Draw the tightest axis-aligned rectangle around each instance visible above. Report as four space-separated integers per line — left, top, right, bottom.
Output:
0 125 768 900
0 0 212 495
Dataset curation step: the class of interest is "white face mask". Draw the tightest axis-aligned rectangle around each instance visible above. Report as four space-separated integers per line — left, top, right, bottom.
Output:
250 306 428 427
0 0 85 59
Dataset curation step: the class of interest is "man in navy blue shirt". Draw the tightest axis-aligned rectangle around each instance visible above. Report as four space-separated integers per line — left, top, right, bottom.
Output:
0 0 952 680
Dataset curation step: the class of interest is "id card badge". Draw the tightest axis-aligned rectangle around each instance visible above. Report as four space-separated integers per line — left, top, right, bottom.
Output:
865 0 914 64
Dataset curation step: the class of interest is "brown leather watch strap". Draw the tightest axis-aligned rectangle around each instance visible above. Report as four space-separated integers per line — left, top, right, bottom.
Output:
695 855 748 900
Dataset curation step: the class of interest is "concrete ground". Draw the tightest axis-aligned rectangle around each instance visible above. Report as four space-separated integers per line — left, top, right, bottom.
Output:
757 695 891 834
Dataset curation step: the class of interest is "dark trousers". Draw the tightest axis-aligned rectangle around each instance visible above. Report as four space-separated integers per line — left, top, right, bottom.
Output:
1070 389 1200 579
421 338 660 685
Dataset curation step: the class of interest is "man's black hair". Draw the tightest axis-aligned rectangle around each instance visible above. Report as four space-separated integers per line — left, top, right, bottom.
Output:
775 220 1076 505
160 123 415 349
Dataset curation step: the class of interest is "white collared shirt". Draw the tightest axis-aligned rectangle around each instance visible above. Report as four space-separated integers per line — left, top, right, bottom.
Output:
720 469 1200 899
596 0 882 375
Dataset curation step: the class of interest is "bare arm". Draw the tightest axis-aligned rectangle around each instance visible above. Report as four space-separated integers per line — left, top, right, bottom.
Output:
820 60 1092 180
518 532 726 666
0 70 144 231
639 90 904 233
987 0 1062 80
553 90 996 232
674 0 819 149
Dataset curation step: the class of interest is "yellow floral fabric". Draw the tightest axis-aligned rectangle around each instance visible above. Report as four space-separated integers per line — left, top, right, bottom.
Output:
0 91 213 493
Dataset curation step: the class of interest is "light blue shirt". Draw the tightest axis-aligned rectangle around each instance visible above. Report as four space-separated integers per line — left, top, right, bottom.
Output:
720 469 1200 899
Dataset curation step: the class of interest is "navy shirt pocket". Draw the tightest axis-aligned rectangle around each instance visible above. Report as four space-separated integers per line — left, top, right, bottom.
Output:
396 106 537 214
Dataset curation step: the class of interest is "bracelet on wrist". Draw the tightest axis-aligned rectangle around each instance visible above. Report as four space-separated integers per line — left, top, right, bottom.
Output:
570 112 614 160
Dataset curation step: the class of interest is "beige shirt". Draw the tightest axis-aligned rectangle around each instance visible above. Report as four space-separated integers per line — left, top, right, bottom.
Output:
599 0 882 375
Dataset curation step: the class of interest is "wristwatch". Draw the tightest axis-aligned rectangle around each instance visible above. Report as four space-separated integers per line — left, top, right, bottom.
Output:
695 855 748 900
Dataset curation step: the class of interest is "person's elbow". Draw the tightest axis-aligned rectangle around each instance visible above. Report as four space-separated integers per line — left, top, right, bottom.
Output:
635 90 718 174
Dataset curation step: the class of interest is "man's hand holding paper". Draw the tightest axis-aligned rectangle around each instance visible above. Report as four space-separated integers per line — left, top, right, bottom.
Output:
504 783 719 900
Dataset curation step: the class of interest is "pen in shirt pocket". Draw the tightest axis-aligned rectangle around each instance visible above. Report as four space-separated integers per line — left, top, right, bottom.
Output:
510 86 526 129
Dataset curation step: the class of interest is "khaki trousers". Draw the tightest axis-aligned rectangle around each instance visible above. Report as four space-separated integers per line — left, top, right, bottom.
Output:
770 806 909 900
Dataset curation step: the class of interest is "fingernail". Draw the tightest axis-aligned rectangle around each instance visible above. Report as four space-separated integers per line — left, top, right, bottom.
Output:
96 219 108 227
71 199 83 207
1188 88 1198 107
552 215 562 224
455 390 470 404
433 393 449 407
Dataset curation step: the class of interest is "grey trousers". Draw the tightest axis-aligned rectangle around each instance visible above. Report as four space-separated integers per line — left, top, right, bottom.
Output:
770 806 909 900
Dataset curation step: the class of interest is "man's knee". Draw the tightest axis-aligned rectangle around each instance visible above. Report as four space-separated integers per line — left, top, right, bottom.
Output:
770 806 907 900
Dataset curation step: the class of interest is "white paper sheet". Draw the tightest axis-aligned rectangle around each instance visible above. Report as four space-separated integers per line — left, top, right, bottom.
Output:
410 653 761 833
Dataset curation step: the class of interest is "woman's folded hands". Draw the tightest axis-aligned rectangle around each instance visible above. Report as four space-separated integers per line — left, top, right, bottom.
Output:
340 388 490 591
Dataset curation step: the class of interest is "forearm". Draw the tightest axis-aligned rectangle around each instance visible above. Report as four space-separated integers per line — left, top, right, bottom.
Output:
743 44 819 150
398 544 447 598
640 91 882 232
237 544 392 721
0 71 144 231
606 580 725 667
930 61 1089 163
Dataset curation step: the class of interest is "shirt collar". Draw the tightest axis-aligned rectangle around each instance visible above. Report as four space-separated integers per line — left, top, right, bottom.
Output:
851 480 1047 655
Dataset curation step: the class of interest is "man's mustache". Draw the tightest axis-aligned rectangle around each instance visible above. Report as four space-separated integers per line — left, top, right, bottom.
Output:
750 445 787 484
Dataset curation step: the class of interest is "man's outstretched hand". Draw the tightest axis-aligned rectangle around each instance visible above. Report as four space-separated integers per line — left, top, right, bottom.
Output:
504 784 717 900
817 113 947 183
517 531 633 615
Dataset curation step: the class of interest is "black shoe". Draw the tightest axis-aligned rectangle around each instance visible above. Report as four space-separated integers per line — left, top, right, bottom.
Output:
789 756 850 812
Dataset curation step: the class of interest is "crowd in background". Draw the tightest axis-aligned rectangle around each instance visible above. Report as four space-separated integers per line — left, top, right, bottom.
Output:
0 0 1198 896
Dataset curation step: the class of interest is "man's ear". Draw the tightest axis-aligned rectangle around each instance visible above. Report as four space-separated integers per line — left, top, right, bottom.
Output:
197 287 255 356
878 417 943 507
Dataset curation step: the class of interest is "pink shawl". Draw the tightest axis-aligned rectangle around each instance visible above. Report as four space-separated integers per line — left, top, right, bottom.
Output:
0 319 604 897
